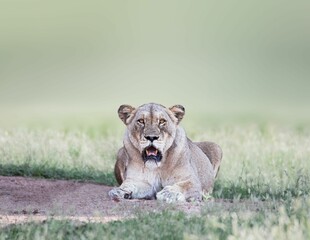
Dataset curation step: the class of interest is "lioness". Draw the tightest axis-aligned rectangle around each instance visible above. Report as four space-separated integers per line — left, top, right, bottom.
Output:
108 103 222 202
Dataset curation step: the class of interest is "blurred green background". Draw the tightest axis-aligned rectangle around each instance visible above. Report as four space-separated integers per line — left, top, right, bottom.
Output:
1 0 309 126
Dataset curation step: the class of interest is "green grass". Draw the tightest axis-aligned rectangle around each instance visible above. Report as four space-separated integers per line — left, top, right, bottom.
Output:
1 199 310 240
1 118 310 239
0 128 120 185
0 163 116 186
0 211 231 240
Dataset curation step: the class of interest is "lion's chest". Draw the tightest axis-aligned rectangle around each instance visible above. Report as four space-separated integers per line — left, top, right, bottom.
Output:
127 161 162 192
142 163 162 192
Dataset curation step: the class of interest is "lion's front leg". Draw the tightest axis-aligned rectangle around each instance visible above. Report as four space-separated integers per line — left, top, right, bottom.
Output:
109 180 155 200
156 185 186 202
156 180 202 203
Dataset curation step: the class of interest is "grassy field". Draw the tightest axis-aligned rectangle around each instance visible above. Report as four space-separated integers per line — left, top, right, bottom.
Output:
0 114 310 239
1 1 309 238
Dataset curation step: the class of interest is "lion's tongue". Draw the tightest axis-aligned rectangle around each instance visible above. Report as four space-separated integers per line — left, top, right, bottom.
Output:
146 146 158 156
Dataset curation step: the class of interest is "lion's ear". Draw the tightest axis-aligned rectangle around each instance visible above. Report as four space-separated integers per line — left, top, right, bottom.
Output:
169 105 185 124
118 105 135 125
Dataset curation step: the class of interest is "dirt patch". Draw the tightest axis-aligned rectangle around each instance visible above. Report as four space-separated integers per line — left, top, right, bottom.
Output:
0 176 270 227
0 176 198 226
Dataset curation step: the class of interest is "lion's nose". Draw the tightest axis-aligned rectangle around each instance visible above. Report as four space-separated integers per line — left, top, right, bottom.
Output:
145 136 159 142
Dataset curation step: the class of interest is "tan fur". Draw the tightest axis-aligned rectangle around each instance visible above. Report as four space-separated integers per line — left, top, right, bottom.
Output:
109 103 222 202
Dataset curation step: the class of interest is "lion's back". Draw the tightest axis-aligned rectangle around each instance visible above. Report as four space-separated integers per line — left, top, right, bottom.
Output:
188 141 215 191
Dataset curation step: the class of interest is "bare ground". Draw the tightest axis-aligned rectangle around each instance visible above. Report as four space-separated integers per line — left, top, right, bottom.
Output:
0 176 269 227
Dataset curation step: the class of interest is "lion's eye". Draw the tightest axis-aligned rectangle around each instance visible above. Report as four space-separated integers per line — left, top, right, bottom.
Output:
159 119 166 125
137 119 145 125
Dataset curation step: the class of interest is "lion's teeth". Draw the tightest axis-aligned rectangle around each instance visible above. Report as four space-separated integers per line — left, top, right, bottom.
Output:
146 148 158 156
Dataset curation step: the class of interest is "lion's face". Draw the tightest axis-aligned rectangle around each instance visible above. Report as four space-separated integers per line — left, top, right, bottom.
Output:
118 103 185 164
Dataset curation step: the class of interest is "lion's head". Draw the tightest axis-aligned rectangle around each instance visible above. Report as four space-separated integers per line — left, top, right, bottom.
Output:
118 103 185 165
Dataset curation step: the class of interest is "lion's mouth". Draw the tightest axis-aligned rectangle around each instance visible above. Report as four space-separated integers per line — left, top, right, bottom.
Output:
142 145 162 162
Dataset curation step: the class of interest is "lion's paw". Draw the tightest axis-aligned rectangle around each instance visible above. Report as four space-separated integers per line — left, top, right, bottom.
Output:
108 187 132 200
156 186 186 203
